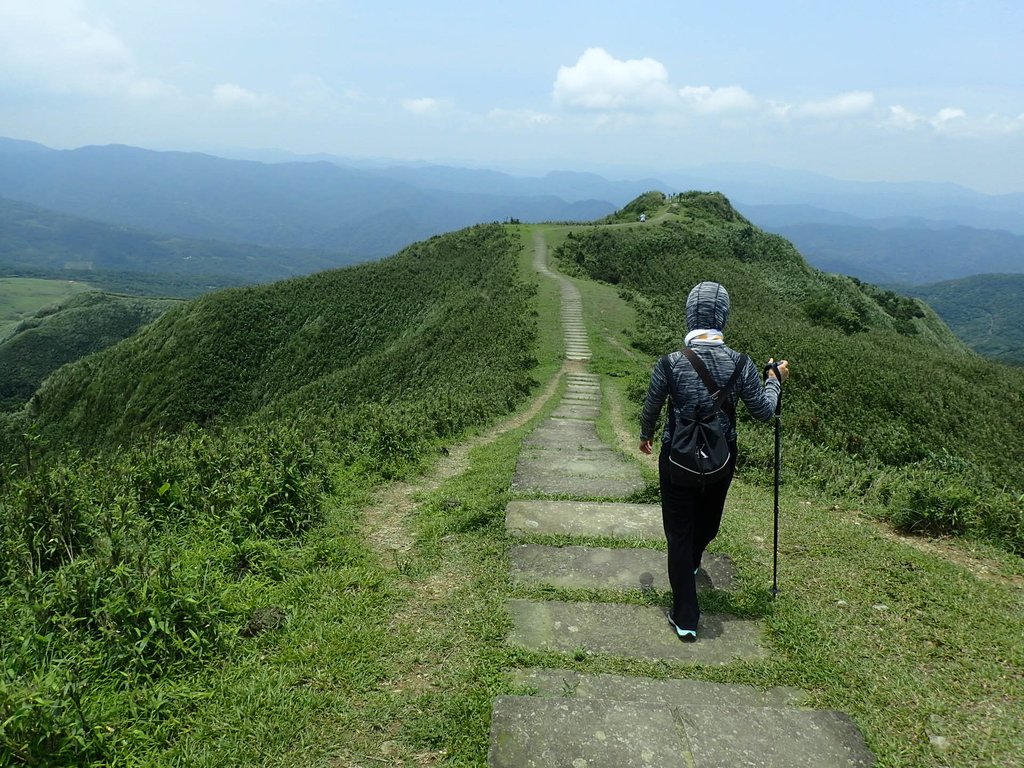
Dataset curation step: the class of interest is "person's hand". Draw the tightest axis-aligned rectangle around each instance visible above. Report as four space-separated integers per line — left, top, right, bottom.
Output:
767 358 790 383
639 439 653 455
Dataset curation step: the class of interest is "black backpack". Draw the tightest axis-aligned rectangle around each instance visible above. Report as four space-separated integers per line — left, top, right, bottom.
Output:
661 348 747 487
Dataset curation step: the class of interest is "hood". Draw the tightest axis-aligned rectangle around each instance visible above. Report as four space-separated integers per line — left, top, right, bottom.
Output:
685 281 730 331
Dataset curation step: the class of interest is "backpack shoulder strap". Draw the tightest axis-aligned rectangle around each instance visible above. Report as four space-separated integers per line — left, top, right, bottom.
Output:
682 349 748 416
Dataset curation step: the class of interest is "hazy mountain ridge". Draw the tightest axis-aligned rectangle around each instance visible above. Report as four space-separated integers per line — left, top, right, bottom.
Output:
4 137 1022 288
764 221 1024 285
0 196 348 280
0 140 614 258
0 291 182 410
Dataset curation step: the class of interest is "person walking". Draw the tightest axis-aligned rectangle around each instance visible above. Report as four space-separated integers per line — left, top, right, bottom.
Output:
639 281 789 641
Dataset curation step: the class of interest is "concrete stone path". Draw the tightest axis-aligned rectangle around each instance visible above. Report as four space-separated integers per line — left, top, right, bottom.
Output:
487 231 875 766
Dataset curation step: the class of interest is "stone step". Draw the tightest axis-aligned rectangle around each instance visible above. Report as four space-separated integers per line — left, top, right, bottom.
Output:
550 403 600 420
515 450 641 480
521 425 604 450
562 392 600 402
506 500 661 540
489 696 686 768
511 469 645 499
489 696 875 768
510 668 804 709
509 545 735 593
507 599 765 664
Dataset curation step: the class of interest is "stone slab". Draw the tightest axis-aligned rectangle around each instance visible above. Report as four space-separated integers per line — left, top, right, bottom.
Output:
510 668 805 709
488 696 873 768
506 500 662 540
515 450 637 477
511 470 646 499
489 695 687 768
562 392 600 402
507 599 765 664
679 704 876 767
550 404 600 420
509 545 735 593
521 430 604 450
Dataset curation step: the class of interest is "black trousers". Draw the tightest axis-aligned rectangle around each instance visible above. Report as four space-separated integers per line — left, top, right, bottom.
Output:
659 445 736 632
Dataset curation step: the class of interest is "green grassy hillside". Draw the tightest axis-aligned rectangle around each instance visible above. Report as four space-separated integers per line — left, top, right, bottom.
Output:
0 291 181 410
0 276 93 336
556 192 1024 553
0 223 538 765
2 201 1022 766
909 274 1024 366
25 225 535 451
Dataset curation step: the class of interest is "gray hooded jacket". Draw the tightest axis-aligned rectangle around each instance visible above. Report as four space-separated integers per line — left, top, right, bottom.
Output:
639 282 780 445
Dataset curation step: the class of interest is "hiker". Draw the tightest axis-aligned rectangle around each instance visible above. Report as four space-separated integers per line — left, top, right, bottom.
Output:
638 281 789 641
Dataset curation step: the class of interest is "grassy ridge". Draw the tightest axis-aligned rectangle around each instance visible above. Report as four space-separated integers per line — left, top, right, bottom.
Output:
555 192 1024 553
0 224 539 765
26 225 536 451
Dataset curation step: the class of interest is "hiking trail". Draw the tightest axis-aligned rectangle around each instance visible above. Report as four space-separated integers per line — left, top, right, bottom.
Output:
486 230 876 767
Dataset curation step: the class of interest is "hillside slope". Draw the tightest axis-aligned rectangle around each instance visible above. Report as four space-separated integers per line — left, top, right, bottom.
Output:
909 274 1024 366
0 291 181 410
26 224 536 450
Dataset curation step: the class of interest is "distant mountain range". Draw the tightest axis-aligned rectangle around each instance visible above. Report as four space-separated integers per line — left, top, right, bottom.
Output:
1 137 1022 288
761 221 1024 286
0 139 614 258
0 196 346 281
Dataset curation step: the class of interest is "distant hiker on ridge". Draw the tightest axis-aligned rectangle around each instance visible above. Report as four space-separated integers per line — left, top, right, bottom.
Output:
639 281 789 641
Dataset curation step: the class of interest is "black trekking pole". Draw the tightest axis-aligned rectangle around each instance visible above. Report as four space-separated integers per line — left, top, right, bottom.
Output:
765 362 783 598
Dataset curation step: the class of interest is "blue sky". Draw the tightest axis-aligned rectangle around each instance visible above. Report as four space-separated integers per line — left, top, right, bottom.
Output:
2 0 1023 192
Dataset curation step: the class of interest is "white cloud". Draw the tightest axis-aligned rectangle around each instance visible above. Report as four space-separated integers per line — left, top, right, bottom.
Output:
887 105 923 129
932 107 966 126
885 104 1024 138
553 48 675 111
213 83 266 109
0 1 174 99
403 97 441 115
794 90 875 118
487 108 555 127
678 85 756 114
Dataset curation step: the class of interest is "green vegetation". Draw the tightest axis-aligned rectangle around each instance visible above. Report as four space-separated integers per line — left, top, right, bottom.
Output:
554 192 1024 555
909 274 1024 366
0 224 538 766
0 277 93 337
2 199 1022 766
1 264 251 298
0 291 181 410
